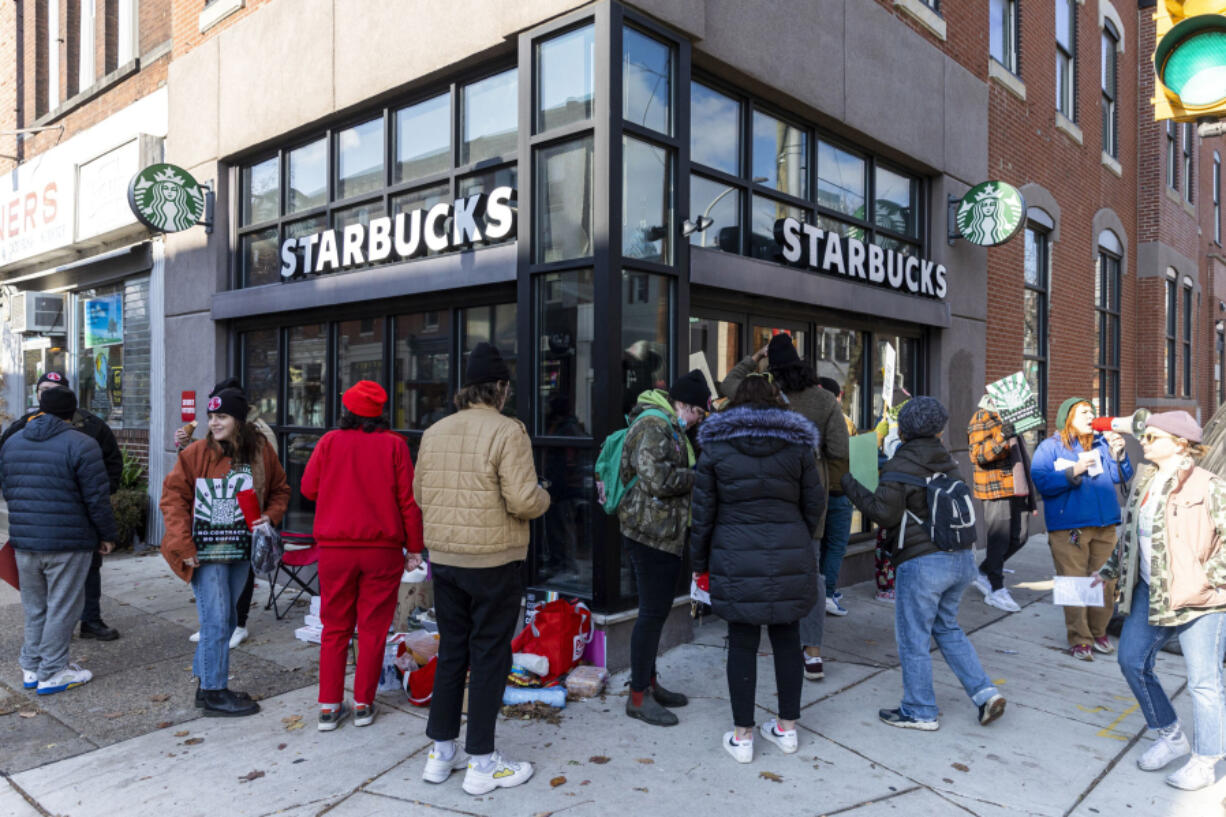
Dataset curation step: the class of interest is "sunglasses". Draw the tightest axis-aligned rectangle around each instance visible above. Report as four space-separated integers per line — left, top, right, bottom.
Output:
1139 432 1174 444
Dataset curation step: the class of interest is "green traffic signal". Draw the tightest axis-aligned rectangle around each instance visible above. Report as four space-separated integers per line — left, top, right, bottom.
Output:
1156 14 1226 108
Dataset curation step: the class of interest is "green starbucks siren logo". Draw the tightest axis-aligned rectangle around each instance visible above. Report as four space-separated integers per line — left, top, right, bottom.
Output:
128 163 207 232
955 181 1027 247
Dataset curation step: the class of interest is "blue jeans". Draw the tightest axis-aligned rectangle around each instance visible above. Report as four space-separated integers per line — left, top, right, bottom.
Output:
1117 581 1226 756
820 494 853 599
191 561 249 690
895 550 998 721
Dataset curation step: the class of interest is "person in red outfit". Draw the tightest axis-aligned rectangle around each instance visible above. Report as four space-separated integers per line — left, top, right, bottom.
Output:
301 380 425 731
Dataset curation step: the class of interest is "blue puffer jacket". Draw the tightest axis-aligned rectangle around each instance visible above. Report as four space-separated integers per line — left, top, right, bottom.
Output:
1031 432 1133 532
0 414 118 551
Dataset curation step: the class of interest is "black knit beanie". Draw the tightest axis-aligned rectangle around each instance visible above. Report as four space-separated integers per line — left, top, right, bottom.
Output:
766 333 801 369
209 377 242 399
898 396 948 440
669 369 711 409
39 387 77 420
464 342 511 386
36 371 68 389
817 377 841 396
207 388 249 423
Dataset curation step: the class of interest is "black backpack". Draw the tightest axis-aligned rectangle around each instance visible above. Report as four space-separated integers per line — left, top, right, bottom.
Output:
879 471 977 552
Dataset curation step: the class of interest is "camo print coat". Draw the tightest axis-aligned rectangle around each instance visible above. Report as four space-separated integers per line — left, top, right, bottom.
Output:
1100 463 1226 626
617 390 696 556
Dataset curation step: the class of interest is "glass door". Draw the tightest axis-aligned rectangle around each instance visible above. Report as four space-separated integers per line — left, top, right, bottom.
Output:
688 312 743 401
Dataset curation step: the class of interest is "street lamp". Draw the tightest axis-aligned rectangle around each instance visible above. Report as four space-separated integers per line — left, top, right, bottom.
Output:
684 177 768 248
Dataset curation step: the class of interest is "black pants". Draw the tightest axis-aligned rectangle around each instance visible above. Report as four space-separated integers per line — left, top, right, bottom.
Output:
80 550 103 624
426 561 522 756
726 620 803 728
623 536 682 693
979 496 1030 591
235 567 255 628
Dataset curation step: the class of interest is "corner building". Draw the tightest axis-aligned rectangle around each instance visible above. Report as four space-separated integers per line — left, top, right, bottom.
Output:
165 0 990 659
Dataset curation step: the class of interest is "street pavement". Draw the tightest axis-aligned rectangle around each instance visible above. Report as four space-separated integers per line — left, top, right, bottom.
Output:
0 537 1223 817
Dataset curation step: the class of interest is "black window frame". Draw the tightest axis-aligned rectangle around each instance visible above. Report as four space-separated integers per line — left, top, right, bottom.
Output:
1166 275 1178 396
1215 151 1222 245
989 0 1020 76
1183 282 1194 397
1101 20 1118 158
1023 224 1049 426
1183 124 1195 204
1167 121 1178 190
1095 251 1121 416
1056 0 1077 121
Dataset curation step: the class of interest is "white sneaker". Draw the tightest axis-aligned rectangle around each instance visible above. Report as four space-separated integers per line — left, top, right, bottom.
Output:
37 664 92 695
972 572 992 598
1166 755 1218 790
21 669 37 689
422 747 469 783
1139 729 1191 771
723 730 754 763
189 631 200 643
229 626 249 649
758 719 798 754
984 587 1022 613
462 752 533 795
825 596 848 616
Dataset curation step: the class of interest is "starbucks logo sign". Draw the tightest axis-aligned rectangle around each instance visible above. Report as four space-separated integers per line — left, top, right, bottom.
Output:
955 181 1026 247
128 163 207 233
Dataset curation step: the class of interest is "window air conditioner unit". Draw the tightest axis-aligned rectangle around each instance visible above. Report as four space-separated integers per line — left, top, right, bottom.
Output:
10 292 67 334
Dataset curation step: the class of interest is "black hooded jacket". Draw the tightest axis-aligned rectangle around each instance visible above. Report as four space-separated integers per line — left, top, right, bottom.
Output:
690 405 824 625
1 408 122 494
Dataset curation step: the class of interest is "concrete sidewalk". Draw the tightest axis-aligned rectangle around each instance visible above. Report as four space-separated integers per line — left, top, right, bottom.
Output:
1 538 1223 817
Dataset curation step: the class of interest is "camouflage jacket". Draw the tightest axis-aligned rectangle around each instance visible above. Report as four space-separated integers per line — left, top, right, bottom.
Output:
617 390 695 556
1101 463 1226 626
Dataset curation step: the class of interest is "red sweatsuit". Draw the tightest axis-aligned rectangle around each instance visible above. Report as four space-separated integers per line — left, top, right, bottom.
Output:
301 428 425 705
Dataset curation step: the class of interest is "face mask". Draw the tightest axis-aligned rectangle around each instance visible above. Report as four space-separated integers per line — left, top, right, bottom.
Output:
676 415 687 429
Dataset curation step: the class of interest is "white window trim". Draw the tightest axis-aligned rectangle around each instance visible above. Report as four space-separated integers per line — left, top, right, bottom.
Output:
989 58 1026 101
1098 0 1126 53
200 0 245 34
1055 111 1084 145
118 0 137 65
48 0 60 111
79 0 96 90
1101 151 1122 177
893 0 947 41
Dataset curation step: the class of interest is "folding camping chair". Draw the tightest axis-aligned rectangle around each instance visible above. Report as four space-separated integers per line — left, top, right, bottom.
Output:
266 531 320 620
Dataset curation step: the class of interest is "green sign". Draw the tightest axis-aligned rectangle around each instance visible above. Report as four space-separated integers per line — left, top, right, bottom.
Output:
127 163 206 232
955 180 1026 247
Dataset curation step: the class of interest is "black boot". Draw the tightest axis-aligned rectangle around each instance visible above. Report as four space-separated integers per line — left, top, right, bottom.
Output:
626 692 679 726
80 620 120 641
196 682 253 709
201 688 260 717
650 677 688 708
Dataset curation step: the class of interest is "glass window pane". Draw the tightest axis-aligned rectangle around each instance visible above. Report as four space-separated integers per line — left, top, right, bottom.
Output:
751 195 806 259
533 446 594 590
621 271 672 415
990 0 1005 64
242 228 279 287
241 157 279 226
287 324 327 428
874 166 918 237
751 325 808 362
753 111 807 196
1056 0 1071 48
394 311 452 431
333 200 384 231
1023 289 1040 356
1024 228 1040 287
393 183 450 256
288 137 327 213
535 135 594 263
336 117 384 200
623 137 672 264
871 336 920 422
243 329 279 426
623 27 672 134
537 25 595 132
814 326 864 426
817 141 866 219
284 432 321 531
336 318 385 418
536 270 595 435
458 165 518 199
816 214 866 242
873 235 918 256
689 316 742 388
690 82 740 175
395 93 450 183
284 214 328 276
689 174 740 252
462 69 517 166
462 303 518 417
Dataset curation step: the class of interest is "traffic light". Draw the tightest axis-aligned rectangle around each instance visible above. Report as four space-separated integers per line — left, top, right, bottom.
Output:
1152 1 1226 122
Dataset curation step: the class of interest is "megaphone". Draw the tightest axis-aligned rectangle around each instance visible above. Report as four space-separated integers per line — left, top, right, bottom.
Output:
1091 408 1150 436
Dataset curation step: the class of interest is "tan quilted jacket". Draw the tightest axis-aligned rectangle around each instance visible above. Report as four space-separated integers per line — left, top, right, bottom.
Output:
413 404 551 568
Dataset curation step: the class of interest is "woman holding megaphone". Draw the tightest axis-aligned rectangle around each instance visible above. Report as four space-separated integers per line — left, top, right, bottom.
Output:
1031 398 1133 661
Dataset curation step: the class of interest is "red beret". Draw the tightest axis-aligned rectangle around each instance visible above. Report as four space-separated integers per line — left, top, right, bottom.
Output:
342 380 388 418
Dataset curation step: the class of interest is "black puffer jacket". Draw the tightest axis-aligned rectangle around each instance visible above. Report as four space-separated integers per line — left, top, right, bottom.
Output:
841 435 961 568
0 407 122 494
691 405 824 625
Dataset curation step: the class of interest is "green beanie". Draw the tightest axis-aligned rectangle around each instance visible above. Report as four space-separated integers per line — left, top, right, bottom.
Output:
1056 396 1091 431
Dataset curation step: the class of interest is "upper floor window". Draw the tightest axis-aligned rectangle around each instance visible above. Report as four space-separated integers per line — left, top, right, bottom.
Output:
1101 22 1118 158
1183 283 1194 397
1183 124 1195 203
1167 122 1178 189
79 0 96 90
990 0 1019 74
1023 225 1050 428
1094 249 1121 416
1214 151 1222 244
1056 0 1077 120
1166 274 1178 395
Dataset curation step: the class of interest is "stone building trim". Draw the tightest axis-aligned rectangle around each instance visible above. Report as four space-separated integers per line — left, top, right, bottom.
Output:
1020 183 1062 243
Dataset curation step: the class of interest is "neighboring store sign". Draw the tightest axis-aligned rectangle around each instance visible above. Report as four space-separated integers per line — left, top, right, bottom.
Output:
127 163 207 232
0 168 72 268
954 181 1026 247
78 139 143 240
278 186 517 279
84 294 124 348
181 391 196 423
774 218 949 299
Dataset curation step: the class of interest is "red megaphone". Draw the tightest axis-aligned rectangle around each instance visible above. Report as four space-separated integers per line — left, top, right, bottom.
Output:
1091 408 1150 436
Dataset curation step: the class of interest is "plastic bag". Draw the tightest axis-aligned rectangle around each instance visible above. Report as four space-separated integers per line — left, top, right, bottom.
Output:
509 599 592 686
250 521 282 577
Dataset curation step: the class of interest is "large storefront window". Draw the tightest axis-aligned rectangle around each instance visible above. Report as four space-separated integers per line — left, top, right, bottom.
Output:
815 326 864 425
689 316 741 386
623 137 673 264
243 329 279 425
287 324 327 428
394 311 451 431
336 318 385 416
621 271 672 413
536 25 595 132
75 278 151 428
871 334 921 423
534 447 595 593
536 270 595 436
462 303 518 417
535 136 595 263
623 27 672 135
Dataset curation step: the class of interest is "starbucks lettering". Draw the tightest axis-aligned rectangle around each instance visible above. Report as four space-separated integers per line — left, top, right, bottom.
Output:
278 186 517 279
773 217 948 299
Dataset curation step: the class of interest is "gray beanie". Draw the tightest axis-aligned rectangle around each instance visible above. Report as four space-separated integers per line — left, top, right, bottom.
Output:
898 396 948 440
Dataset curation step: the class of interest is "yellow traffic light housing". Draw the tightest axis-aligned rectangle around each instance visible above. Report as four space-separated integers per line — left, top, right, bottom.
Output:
1152 0 1226 122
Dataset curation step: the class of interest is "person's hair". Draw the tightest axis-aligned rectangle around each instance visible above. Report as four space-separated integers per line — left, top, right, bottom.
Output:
729 375 788 409
770 361 820 394
1060 401 1094 453
338 409 390 433
1186 442 1208 461
208 420 264 465
454 380 508 411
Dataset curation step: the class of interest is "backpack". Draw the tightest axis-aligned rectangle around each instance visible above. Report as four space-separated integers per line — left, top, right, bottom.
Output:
879 470 977 552
594 408 673 514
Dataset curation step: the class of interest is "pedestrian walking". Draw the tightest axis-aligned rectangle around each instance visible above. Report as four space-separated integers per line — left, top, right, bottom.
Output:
967 393 1037 613
872 389 911 603
1031 397 1133 661
413 343 550 795
691 374 824 763
1092 411 1226 791
842 396 1006 731
159 387 290 716
301 380 425 731
1 386 117 695
619 369 710 727
1 371 123 641
722 334 849 684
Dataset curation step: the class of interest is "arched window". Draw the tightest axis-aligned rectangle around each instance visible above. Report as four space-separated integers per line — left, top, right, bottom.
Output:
1094 233 1122 415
